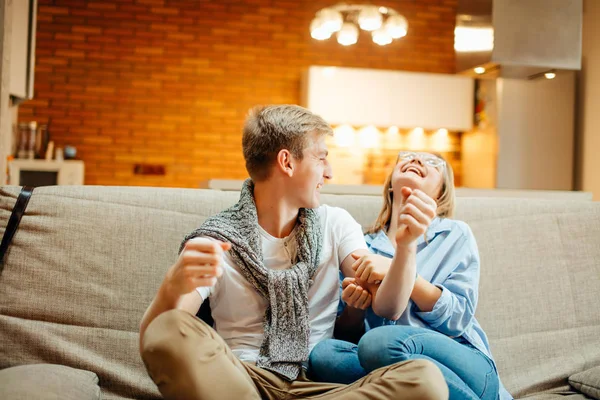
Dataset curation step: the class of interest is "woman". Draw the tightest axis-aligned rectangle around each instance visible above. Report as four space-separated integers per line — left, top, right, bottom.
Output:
309 151 512 400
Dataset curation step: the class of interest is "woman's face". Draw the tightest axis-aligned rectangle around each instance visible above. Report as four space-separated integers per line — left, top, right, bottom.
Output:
390 152 445 201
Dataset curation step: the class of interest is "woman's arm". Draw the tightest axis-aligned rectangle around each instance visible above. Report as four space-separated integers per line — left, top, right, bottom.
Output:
414 226 480 337
349 253 447 314
369 243 417 320
367 188 435 320
411 276 443 312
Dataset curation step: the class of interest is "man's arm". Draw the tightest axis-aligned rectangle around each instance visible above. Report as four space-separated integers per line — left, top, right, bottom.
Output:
348 253 444 314
139 288 203 353
139 237 229 353
333 250 372 342
342 248 414 321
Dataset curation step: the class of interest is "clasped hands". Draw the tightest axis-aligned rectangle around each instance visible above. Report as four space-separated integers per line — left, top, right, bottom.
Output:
342 187 437 310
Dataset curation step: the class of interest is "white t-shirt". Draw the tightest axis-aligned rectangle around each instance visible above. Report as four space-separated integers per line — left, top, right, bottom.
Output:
196 204 367 363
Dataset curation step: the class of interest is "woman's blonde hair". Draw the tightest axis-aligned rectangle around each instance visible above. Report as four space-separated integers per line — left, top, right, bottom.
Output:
365 153 456 235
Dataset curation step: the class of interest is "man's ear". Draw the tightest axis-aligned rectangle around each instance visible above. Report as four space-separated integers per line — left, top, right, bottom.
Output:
276 149 294 177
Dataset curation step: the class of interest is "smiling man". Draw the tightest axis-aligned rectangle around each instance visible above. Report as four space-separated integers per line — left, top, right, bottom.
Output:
139 105 447 400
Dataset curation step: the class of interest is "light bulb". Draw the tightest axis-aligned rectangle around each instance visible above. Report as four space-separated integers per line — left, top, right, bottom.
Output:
384 15 408 39
545 72 556 79
337 22 358 46
318 8 343 33
358 6 382 31
407 127 426 150
474 66 485 74
358 126 380 148
310 18 332 40
372 28 392 46
334 125 355 147
431 129 450 152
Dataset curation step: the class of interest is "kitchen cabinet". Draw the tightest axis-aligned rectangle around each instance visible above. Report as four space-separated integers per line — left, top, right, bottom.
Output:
302 66 474 131
10 0 36 102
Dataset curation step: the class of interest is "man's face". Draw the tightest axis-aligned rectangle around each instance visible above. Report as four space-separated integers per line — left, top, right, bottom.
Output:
290 133 332 209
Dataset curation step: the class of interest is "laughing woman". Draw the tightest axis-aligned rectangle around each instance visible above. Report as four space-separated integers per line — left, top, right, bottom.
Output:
309 151 512 400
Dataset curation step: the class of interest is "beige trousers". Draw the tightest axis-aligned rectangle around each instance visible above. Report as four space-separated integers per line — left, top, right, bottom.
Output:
141 310 449 400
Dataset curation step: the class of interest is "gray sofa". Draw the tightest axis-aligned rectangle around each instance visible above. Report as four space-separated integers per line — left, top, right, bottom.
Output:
0 185 599 399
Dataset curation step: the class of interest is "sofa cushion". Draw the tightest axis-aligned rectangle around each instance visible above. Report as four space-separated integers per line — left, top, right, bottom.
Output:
569 366 600 399
0 364 100 400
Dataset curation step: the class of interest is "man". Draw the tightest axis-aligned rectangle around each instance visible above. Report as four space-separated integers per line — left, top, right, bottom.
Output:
139 105 448 400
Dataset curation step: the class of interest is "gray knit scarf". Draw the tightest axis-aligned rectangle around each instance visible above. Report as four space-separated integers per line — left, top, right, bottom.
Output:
181 179 323 381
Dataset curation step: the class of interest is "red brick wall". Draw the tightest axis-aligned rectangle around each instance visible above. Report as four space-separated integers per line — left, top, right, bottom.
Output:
19 0 457 187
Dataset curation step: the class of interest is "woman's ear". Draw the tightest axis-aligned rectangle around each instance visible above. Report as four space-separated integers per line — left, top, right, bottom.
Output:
276 149 294 177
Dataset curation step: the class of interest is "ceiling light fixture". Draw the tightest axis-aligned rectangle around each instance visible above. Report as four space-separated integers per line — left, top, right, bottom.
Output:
454 26 494 52
474 66 486 74
310 4 409 46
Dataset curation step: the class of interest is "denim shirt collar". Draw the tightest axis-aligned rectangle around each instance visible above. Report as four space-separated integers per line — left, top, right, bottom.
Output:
365 217 451 257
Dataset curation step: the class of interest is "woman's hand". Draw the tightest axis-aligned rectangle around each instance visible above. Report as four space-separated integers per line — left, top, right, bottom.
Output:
395 187 437 248
351 253 392 284
341 277 372 310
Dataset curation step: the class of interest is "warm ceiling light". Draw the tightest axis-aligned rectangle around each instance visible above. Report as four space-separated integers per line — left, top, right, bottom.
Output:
372 28 392 46
431 129 451 152
337 22 359 46
334 125 356 147
310 4 408 46
358 126 380 148
407 127 427 150
454 27 494 52
474 66 486 74
317 8 343 33
358 6 382 31
384 15 408 39
545 72 556 79
310 18 332 40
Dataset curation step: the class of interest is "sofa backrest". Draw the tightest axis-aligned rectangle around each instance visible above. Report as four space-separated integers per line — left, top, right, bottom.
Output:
1 185 599 399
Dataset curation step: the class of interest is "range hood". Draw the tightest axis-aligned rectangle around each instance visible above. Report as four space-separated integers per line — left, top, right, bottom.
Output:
455 0 582 79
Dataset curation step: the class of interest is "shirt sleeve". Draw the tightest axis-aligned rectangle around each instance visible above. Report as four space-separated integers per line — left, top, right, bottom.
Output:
196 286 212 301
333 207 368 263
415 224 480 337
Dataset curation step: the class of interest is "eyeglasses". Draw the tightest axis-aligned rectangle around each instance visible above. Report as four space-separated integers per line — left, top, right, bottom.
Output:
398 151 446 170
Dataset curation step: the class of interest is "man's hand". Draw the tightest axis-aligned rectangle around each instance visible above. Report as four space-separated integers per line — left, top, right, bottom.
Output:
164 237 230 297
395 187 437 248
341 277 372 310
351 253 392 284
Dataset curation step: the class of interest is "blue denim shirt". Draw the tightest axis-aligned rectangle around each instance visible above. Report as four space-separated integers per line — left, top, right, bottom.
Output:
340 217 512 400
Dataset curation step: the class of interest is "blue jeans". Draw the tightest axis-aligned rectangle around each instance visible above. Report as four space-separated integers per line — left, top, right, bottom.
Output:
309 325 499 400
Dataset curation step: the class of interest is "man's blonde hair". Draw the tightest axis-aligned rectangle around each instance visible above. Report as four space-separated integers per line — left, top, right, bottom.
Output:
242 105 333 181
366 153 456 235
